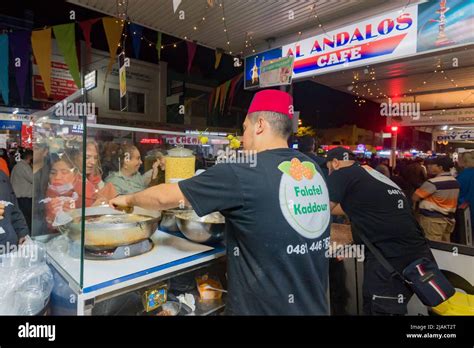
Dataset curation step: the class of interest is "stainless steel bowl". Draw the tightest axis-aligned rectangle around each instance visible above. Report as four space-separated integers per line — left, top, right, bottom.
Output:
175 211 225 243
55 206 161 249
159 208 192 232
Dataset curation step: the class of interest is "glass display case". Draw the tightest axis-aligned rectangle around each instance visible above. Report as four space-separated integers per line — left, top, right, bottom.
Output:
30 91 228 315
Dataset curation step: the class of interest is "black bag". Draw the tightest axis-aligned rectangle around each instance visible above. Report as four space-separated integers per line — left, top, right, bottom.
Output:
357 232 455 307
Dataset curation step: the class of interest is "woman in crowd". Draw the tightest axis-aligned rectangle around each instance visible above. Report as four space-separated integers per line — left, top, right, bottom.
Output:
45 152 80 227
105 144 160 195
72 139 117 207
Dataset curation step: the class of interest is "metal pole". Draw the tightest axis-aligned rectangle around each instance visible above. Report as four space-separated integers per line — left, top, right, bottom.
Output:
391 131 397 170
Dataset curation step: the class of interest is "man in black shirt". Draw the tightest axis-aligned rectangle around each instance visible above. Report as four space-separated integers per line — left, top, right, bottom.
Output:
298 136 328 178
110 90 331 315
325 147 432 315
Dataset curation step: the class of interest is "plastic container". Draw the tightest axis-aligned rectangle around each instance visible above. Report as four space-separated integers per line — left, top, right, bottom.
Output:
165 147 195 183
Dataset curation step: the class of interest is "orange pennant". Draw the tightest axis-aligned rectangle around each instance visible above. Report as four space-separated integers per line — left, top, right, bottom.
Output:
31 29 52 96
102 17 124 91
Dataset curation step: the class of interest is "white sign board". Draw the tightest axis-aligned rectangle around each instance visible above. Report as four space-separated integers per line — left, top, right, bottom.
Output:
282 5 418 78
388 108 474 127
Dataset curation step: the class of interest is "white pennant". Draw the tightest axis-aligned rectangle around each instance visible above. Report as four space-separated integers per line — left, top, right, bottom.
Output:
173 0 182 13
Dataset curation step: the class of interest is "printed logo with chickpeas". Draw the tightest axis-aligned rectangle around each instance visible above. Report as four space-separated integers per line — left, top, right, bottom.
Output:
278 158 330 239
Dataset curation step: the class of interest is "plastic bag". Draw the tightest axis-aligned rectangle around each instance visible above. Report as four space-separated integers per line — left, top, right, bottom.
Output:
0 237 54 315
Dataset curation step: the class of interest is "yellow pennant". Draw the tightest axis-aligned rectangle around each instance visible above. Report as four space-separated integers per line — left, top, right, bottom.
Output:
102 17 124 91
31 29 52 96
215 50 222 69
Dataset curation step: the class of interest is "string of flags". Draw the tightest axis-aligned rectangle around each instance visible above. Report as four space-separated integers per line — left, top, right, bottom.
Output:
0 16 233 106
208 72 243 114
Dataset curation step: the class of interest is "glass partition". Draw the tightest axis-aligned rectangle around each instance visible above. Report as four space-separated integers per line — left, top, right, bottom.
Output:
31 104 228 289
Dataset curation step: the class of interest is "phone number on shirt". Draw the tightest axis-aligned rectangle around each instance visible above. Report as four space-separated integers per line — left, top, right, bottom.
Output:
286 237 330 255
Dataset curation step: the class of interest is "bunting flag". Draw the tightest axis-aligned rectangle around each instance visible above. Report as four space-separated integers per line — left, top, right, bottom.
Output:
102 17 124 91
79 18 100 66
173 0 182 13
213 83 221 110
227 73 243 110
214 50 222 70
156 32 162 61
53 23 81 88
186 41 197 73
208 88 215 113
0 35 9 105
129 23 143 59
31 28 52 96
220 80 231 112
9 31 30 105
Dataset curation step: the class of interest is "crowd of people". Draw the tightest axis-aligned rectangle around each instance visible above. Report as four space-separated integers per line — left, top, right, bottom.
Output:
296 137 473 244
0 141 167 249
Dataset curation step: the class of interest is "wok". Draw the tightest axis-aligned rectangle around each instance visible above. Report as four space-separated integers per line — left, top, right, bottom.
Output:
54 206 161 249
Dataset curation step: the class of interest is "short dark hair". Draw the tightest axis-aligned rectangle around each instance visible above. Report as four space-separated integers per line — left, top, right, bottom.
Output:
21 149 33 160
247 111 293 139
427 156 454 172
298 136 315 153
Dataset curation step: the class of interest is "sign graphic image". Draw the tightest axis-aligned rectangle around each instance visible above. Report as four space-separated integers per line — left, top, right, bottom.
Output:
417 0 474 52
244 47 282 89
278 158 330 239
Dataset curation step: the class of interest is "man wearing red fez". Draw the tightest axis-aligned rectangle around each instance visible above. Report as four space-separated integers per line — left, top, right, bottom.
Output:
110 89 331 315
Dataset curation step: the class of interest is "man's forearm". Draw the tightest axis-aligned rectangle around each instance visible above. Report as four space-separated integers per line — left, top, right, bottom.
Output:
128 183 188 211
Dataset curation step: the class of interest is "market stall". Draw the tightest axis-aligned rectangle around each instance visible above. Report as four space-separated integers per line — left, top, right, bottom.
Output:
18 94 232 316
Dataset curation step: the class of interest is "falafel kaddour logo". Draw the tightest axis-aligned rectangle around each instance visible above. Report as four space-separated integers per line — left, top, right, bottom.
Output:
282 5 418 78
278 158 330 239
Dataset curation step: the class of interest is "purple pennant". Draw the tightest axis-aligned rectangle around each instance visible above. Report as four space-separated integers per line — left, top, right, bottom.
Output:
9 31 30 105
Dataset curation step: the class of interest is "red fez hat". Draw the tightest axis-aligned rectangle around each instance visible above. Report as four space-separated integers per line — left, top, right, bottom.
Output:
247 89 294 119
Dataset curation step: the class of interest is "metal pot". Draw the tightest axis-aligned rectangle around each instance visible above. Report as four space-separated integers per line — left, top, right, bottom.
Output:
159 208 192 232
55 206 161 249
175 211 225 243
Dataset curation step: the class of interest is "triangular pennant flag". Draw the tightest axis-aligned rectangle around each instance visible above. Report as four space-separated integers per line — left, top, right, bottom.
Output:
9 31 30 105
208 88 215 113
173 0 182 13
214 83 221 110
79 18 100 67
0 34 9 105
53 23 81 88
186 41 197 74
102 17 124 92
214 50 222 70
129 23 143 59
156 32 162 61
227 73 243 109
220 80 231 112
31 28 52 96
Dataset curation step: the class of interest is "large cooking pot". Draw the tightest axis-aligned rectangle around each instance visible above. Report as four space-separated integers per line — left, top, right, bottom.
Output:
54 206 161 249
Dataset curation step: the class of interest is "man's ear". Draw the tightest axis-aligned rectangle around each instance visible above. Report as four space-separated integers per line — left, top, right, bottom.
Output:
255 116 265 135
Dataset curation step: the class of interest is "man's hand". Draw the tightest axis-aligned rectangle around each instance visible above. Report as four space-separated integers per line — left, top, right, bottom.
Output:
18 237 26 245
109 195 134 211
0 203 4 220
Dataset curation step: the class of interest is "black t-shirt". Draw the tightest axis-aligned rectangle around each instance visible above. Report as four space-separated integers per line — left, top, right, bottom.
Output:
179 148 331 315
327 163 428 258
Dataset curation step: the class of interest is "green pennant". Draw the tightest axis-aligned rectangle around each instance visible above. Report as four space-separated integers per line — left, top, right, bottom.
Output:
53 23 81 88
156 32 162 60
